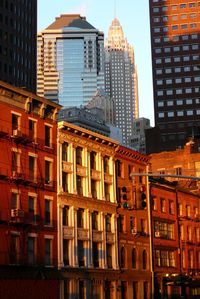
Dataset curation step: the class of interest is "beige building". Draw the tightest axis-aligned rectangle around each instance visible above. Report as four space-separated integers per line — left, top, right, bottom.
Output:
57 121 120 298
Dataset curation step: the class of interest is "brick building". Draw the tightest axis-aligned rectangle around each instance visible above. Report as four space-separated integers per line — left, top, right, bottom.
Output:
115 145 152 299
149 177 200 299
0 81 61 299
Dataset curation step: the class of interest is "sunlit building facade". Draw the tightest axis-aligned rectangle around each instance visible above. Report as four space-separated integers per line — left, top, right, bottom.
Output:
37 14 105 107
105 18 139 146
149 0 200 151
57 121 120 298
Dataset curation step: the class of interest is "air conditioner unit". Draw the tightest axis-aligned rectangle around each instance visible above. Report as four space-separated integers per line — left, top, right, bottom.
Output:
12 129 22 137
131 228 137 235
155 231 160 238
11 209 24 218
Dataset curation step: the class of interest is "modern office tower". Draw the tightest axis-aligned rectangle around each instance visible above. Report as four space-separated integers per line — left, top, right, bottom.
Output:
105 18 139 146
149 0 200 151
0 0 37 93
37 14 105 107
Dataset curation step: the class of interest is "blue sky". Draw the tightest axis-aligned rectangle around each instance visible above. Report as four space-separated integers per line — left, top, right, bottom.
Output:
38 0 154 125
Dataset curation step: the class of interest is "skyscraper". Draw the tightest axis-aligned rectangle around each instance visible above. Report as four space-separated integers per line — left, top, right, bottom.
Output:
149 0 200 151
0 0 37 93
105 18 139 146
37 14 105 107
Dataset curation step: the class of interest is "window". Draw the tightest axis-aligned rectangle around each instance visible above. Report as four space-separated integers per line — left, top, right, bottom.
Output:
175 167 182 175
11 192 19 210
28 236 35 265
9 234 20 264
76 147 82 165
105 183 110 202
186 205 191 217
45 198 52 225
45 238 52 265
118 215 125 233
63 206 69 226
12 113 20 133
62 172 68 192
106 244 112 268
169 201 175 214
120 247 126 268
76 175 83 196
62 142 68 162
63 239 69 266
158 112 164 118
132 248 137 269
104 156 109 173
91 179 97 199
12 150 20 173
29 155 36 181
90 151 96 170
29 119 36 140
106 214 111 232
93 242 99 268
92 211 98 230
28 195 36 222
178 203 183 216
77 208 84 228
160 198 166 213
44 125 52 147
142 250 147 270
45 160 52 184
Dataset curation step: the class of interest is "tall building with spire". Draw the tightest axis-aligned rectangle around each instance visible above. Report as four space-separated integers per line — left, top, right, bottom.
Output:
105 18 139 146
37 14 105 107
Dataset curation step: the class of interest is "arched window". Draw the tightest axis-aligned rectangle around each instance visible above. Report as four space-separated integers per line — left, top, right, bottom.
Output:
120 246 125 268
132 248 136 269
142 250 147 270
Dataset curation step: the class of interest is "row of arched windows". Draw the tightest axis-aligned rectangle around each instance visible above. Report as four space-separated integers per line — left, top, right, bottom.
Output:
120 247 147 270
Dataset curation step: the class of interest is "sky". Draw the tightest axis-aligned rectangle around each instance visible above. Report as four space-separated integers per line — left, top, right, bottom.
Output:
38 0 154 125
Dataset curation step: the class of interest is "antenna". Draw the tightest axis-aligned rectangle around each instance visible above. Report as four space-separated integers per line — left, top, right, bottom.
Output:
114 0 117 18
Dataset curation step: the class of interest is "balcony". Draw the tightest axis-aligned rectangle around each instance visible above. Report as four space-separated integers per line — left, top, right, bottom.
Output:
63 226 74 239
104 173 113 184
92 231 103 242
91 169 101 180
62 161 73 173
76 165 87 177
106 232 115 243
77 228 89 240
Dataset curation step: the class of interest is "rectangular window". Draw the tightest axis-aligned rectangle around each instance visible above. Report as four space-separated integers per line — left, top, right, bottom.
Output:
78 240 84 267
106 214 111 232
45 199 51 225
63 239 69 266
160 198 166 213
106 243 112 268
28 196 36 222
62 142 68 161
12 113 20 133
76 147 82 165
29 119 36 141
93 242 99 268
29 155 36 181
9 234 20 264
45 160 52 184
45 238 52 265
28 237 35 265
92 211 98 230
77 208 84 228
91 179 97 199
11 192 18 210
45 125 52 147
76 175 83 196
63 206 69 226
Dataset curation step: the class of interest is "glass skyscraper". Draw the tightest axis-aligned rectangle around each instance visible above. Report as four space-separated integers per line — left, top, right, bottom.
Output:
37 15 105 107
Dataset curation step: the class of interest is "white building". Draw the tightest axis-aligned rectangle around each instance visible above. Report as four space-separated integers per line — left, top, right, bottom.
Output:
105 18 139 147
57 121 120 298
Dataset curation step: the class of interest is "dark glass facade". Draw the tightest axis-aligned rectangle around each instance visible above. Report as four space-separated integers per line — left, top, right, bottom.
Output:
0 0 37 92
149 0 200 151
